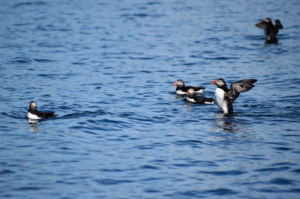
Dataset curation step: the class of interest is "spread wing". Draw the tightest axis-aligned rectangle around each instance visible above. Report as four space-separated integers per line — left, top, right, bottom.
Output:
256 22 271 36
275 19 283 29
225 79 257 103
255 22 267 29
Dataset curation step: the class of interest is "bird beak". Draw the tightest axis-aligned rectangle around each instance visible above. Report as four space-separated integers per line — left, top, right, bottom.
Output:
30 103 33 108
173 82 177 86
262 19 265 22
211 80 216 85
187 91 189 95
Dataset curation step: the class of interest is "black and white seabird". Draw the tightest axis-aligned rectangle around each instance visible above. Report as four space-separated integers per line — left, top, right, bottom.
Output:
187 88 214 104
27 101 56 119
255 17 283 41
211 78 257 114
174 79 205 95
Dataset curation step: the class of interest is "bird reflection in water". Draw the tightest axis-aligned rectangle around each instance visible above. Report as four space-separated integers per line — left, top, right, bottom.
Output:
27 119 39 132
186 101 195 106
213 113 249 133
185 101 196 110
174 94 185 101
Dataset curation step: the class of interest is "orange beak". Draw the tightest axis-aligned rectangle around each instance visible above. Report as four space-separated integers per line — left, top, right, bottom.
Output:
173 82 177 86
30 103 33 108
187 91 190 95
211 80 216 85
262 19 265 22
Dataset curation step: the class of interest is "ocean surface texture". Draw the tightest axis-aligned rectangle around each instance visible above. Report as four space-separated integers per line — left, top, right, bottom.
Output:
1 0 300 198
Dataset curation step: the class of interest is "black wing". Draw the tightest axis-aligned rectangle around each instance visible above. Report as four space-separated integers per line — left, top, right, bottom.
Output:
180 86 205 92
194 96 214 104
177 86 189 92
275 19 283 29
255 22 267 29
185 86 205 91
255 22 271 37
192 86 205 91
36 111 56 118
225 79 257 103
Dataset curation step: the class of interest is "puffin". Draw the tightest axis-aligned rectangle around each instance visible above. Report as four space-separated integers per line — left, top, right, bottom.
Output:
27 101 56 119
174 79 205 95
255 17 283 41
187 88 214 104
211 78 257 114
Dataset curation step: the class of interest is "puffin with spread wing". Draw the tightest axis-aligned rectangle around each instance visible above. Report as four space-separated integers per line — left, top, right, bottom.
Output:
211 78 257 114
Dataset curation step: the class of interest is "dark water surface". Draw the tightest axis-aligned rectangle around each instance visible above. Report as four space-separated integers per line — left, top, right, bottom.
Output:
1 0 300 198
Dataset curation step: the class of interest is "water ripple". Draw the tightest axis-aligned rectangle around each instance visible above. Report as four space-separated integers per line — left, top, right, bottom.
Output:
199 170 247 176
1 0 300 198
95 179 134 185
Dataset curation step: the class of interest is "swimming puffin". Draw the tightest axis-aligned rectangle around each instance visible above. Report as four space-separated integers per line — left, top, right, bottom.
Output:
211 78 257 114
174 79 205 95
186 88 214 104
27 101 56 119
255 18 283 41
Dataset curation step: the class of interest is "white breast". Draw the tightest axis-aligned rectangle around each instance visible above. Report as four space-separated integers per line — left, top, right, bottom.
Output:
176 90 186 95
187 97 196 102
215 88 228 113
27 112 41 119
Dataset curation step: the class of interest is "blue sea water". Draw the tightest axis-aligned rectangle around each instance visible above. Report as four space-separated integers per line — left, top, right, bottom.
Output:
0 0 300 198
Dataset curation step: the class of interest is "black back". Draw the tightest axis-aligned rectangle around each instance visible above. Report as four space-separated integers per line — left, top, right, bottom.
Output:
28 108 56 119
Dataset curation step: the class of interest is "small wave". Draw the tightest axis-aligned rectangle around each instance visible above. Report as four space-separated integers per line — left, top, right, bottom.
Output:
129 56 157 60
100 169 125 173
13 1 47 8
2 112 26 119
291 169 300 173
8 57 55 64
269 178 296 185
273 147 293 151
9 57 33 64
33 58 54 62
174 140 203 146
199 170 247 176
203 188 239 195
204 57 240 60
133 13 148 17
147 2 162 5
94 178 134 185
134 145 154 150
62 109 107 119
37 74 59 78
15 186 43 191
121 13 165 18
140 165 159 170
170 188 238 198
0 170 15 175
254 166 290 172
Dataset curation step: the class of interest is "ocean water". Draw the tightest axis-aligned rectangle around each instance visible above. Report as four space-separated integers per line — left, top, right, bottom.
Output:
0 0 300 198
